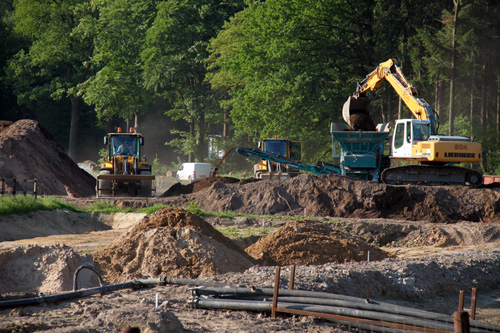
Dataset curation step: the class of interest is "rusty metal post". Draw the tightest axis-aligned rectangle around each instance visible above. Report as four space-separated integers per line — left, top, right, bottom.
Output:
271 266 281 318
33 179 37 199
12 178 16 195
289 265 296 290
458 290 465 311
470 288 477 320
453 311 470 333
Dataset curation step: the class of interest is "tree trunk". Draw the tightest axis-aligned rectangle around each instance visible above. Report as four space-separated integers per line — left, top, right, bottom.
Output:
496 74 500 133
449 0 461 135
398 96 402 120
223 108 229 145
68 95 80 161
470 60 475 139
497 74 500 133
198 113 206 160
480 61 487 131
189 117 195 162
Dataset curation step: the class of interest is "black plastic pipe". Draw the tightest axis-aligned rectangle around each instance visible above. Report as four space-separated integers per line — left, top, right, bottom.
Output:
190 298 456 332
213 293 453 323
0 278 160 309
193 287 500 332
192 287 445 320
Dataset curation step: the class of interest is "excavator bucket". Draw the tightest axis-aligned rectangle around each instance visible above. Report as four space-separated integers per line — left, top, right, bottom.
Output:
342 96 376 131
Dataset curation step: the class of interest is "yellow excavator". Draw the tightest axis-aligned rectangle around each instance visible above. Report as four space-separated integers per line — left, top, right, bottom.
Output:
96 127 155 197
344 59 483 186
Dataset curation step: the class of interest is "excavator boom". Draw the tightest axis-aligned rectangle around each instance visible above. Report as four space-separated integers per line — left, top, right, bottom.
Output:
344 59 437 134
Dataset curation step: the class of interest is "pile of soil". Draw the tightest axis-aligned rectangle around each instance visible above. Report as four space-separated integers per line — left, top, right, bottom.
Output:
246 220 393 266
93 208 256 283
350 113 376 131
0 120 95 197
157 173 500 223
160 176 257 197
0 244 97 295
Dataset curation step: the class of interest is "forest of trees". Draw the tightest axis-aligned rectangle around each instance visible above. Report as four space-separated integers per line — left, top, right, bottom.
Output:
1 0 500 174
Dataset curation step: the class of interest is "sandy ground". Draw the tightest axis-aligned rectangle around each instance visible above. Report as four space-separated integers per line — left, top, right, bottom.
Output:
1 208 500 332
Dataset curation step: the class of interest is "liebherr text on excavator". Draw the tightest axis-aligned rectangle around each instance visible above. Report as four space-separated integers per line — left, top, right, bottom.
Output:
343 59 482 186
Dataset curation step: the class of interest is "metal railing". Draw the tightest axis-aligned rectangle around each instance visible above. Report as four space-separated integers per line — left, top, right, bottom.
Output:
0 178 38 198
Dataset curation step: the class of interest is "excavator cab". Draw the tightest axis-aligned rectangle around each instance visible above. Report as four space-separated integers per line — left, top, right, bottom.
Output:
392 120 431 158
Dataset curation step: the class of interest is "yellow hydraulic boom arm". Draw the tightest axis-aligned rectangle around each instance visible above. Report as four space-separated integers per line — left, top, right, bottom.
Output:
353 59 438 134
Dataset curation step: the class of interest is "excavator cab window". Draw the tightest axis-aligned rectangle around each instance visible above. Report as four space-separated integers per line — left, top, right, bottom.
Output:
412 123 429 141
394 123 405 149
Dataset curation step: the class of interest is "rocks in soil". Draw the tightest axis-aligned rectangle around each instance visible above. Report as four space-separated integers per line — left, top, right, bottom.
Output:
0 120 96 197
93 208 256 284
245 220 393 266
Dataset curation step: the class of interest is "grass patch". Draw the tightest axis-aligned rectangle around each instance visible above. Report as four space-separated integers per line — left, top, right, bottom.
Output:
0 196 336 229
217 227 274 239
0 195 78 215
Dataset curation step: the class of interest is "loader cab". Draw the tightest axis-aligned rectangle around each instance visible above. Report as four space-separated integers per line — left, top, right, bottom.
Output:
259 138 302 161
104 131 145 158
392 119 430 158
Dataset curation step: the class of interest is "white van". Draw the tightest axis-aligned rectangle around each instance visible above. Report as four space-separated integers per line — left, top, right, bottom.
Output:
176 162 212 183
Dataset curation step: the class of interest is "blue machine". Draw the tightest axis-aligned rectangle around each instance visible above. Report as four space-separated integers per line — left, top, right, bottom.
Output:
331 130 388 181
236 123 389 181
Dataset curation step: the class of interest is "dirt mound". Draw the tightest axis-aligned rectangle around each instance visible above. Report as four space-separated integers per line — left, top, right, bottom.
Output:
160 176 257 197
93 208 255 284
156 173 500 223
0 120 96 197
350 113 376 131
245 220 393 266
0 244 97 295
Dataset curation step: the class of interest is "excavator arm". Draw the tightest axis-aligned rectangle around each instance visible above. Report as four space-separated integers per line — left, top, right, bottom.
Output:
344 59 438 134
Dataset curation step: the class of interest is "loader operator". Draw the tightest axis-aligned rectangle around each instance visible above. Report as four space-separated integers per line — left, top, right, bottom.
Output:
116 142 133 155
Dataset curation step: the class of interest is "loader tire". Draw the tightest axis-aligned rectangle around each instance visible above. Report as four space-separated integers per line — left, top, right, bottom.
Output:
98 170 111 197
140 171 153 197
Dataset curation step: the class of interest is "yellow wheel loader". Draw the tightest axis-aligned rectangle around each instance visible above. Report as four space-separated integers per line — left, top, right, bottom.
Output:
253 138 302 180
96 127 155 197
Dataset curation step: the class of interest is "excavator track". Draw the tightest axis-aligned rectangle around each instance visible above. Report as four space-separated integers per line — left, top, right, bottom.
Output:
381 165 483 187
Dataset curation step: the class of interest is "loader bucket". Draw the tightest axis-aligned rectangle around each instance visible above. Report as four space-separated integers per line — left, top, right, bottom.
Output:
342 96 376 131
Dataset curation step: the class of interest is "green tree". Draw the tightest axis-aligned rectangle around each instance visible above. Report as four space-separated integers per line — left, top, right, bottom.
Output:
82 0 159 129
208 0 380 162
142 0 243 162
418 1 500 173
5 0 96 160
